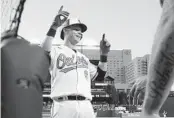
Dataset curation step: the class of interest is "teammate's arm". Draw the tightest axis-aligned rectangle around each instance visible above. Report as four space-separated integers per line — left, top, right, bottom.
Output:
41 6 69 52
142 0 174 116
91 34 111 81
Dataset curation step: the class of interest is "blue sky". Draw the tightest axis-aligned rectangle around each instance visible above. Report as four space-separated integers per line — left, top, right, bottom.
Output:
16 0 162 58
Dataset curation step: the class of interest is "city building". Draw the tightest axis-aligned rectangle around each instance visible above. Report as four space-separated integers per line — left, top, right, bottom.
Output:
91 76 115 104
114 83 130 92
79 48 132 84
125 54 150 86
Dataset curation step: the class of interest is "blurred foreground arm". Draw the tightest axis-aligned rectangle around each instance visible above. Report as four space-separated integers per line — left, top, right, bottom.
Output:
142 0 174 117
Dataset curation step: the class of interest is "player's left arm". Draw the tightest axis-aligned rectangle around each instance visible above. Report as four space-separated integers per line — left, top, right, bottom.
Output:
90 34 111 81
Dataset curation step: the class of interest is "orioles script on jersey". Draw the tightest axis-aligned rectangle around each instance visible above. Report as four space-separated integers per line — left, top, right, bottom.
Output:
57 53 88 73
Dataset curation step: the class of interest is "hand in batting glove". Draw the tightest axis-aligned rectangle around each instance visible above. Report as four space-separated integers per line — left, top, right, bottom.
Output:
100 33 111 56
51 6 69 30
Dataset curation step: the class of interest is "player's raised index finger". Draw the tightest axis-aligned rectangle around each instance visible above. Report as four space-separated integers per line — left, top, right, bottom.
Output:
59 6 63 12
102 33 105 41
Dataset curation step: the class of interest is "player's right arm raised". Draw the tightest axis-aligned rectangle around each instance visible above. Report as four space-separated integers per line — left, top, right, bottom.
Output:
41 6 69 52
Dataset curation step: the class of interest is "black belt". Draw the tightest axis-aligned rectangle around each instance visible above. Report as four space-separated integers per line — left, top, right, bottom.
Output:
57 95 86 101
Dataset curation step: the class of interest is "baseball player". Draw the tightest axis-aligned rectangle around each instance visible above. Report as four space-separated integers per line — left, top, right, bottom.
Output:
130 0 174 118
41 6 111 118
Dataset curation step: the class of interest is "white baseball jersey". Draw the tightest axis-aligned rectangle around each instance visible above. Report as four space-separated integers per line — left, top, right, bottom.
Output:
50 45 98 101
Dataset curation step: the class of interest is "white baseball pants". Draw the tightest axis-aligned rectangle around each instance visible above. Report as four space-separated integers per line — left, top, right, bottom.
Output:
51 100 96 118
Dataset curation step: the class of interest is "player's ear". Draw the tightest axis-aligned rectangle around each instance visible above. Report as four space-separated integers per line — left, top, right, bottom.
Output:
63 28 68 37
63 28 69 33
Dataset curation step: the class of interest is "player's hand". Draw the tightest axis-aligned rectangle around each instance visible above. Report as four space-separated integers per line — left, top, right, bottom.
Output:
160 0 164 7
128 76 147 101
100 33 111 56
51 6 69 30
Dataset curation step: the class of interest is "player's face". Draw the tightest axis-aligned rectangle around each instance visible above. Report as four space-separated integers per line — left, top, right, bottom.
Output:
64 25 83 45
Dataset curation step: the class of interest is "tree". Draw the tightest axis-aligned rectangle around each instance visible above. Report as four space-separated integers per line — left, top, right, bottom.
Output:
106 85 119 105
